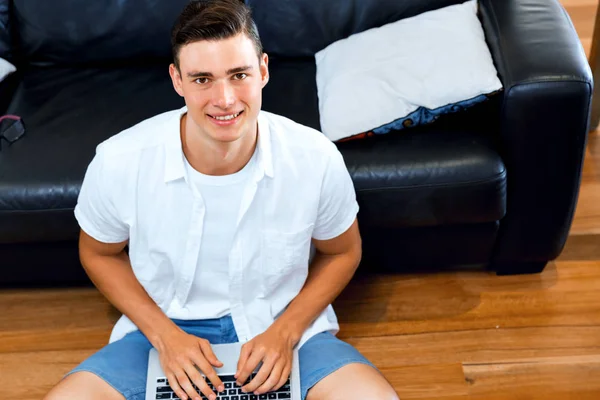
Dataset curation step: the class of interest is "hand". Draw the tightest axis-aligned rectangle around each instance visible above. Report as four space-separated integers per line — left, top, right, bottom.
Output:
157 328 225 400
235 325 296 395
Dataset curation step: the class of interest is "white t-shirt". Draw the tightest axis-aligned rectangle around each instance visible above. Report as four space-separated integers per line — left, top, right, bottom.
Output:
168 148 258 320
74 107 359 348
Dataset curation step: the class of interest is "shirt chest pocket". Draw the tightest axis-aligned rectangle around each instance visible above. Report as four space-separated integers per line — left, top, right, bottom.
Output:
260 224 314 294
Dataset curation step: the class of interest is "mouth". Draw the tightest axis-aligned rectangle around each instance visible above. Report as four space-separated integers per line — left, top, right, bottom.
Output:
207 110 244 125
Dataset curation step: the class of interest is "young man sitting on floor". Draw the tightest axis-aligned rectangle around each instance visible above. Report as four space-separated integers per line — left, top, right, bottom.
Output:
44 1 398 399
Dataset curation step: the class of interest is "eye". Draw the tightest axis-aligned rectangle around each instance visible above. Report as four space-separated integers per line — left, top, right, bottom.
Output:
194 77 209 84
233 73 247 80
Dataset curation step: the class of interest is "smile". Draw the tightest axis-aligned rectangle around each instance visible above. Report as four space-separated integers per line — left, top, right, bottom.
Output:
208 111 243 121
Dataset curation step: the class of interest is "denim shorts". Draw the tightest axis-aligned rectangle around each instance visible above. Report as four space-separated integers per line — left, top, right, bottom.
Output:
67 315 376 400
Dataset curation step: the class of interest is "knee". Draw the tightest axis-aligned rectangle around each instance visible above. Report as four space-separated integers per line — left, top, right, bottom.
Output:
44 383 73 400
308 385 399 400
43 371 125 400
44 378 75 400
370 382 400 400
306 365 399 400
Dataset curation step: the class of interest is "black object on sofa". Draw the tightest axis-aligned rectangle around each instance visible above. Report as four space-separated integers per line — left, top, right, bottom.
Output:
0 0 592 286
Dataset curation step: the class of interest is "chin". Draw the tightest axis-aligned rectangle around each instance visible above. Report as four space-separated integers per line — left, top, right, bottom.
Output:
210 130 244 143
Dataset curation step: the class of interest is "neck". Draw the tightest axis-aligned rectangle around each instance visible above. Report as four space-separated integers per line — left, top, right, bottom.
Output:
181 113 258 176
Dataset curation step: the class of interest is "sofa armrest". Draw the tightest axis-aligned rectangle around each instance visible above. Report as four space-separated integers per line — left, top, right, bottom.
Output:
479 0 593 273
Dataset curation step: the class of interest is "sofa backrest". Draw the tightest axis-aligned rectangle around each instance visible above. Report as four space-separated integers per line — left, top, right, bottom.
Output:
5 0 469 66
247 0 468 57
10 0 191 67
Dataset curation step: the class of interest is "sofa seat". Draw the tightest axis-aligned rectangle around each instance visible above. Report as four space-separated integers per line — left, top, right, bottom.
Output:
1 59 506 245
339 130 506 229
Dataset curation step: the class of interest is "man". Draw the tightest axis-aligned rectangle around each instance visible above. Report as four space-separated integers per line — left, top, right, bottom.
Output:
45 1 399 399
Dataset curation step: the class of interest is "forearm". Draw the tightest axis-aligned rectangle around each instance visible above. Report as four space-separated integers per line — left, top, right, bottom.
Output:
80 250 180 350
272 248 361 345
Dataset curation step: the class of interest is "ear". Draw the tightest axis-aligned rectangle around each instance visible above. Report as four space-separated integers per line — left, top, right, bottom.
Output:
169 64 185 97
260 53 269 88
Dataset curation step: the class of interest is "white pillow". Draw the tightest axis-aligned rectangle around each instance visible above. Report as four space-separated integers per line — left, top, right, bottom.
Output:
0 57 16 82
315 0 503 142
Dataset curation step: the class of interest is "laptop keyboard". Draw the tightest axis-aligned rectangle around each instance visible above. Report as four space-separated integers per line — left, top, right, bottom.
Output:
155 374 292 399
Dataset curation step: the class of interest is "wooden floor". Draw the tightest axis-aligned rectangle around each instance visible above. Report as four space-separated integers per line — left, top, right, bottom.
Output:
563 0 598 58
3 1 600 398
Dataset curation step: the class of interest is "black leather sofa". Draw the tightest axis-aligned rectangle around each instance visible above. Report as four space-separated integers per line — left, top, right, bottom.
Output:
0 0 592 286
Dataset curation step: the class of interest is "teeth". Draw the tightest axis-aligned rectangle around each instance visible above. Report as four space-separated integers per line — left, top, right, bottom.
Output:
212 112 241 121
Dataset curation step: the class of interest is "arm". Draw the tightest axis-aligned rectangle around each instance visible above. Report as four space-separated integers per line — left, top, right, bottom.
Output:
236 219 361 395
76 149 226 400
78 230 178 351
79 230 226 400
236 140 359 395
271 218 361 344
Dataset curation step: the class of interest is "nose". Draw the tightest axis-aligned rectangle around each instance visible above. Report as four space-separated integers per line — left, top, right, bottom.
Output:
212 80 236 109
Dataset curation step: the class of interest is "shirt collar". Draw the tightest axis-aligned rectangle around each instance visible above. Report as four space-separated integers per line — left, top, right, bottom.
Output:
163 107 273 183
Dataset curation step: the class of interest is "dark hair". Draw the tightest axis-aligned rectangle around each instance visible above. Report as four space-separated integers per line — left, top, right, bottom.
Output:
171 0 263 70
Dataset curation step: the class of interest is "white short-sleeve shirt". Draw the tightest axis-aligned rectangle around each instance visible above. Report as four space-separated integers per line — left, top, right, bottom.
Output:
74 107 359 348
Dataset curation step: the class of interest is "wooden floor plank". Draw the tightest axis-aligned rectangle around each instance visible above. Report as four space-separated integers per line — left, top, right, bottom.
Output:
380 364 468 399
571 182 600 235
0 350 97 399
348 327 600 370
463 355 600 396
335 261 600 338
559 234 600 260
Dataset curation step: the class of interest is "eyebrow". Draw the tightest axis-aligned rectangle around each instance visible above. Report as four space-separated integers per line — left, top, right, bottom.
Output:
186 65 253 78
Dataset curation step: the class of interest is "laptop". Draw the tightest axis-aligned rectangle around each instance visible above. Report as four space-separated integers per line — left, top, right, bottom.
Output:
146 341 301 400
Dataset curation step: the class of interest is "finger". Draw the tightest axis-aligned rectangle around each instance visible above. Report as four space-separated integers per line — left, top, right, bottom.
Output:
236 342 252 378
237 349 265 387
183 363 215 400
166 372 189 400
174 370 200 400
237 345 262 385
192 353 224 393
273 363 292 391
254 359 284 395
199 339 223 368
243 354 277 393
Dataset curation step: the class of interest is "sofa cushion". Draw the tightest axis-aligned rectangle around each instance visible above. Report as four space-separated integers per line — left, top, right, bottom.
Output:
247 0 466 57
0 56 15 81
11 0 190 67
339 129 507 229
316 0 503 142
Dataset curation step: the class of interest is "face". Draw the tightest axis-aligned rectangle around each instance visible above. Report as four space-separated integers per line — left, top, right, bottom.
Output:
169 33 269 145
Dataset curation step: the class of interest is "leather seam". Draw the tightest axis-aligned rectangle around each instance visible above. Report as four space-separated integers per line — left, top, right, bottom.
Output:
509 77 592 86
356 170 506 193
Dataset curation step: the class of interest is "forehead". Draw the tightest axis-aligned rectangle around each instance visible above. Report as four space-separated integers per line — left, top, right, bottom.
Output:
178 33 258 74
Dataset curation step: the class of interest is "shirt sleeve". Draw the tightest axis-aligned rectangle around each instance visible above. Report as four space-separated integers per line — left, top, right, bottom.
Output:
312 144 360 241
74 149 129 243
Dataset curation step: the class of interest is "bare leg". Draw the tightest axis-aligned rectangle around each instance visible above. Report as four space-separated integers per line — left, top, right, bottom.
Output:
43 371 125 400
306 362 399 400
